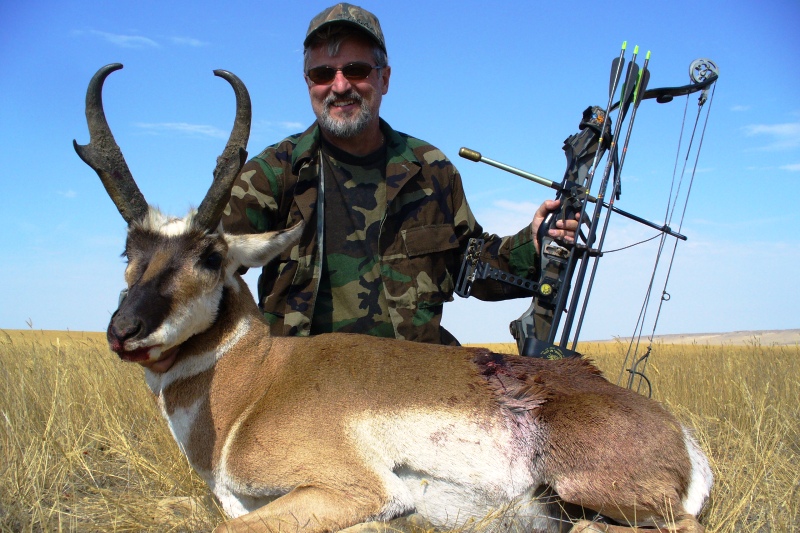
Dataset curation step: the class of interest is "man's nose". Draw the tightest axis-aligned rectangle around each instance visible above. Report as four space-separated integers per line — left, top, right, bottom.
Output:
330 70 353 93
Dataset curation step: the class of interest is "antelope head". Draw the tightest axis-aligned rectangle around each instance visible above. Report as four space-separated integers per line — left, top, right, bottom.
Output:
74 64 299 372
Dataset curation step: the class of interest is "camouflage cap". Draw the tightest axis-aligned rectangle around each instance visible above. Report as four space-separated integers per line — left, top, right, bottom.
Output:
304 3 386 53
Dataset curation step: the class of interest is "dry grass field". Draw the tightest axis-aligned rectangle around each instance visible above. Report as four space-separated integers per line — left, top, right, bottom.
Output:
1 329 797 532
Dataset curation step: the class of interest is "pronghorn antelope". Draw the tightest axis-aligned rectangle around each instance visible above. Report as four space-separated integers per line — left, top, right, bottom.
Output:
74 64 713 533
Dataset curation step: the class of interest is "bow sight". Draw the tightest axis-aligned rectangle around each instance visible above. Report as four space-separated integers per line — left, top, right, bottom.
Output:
456 45 719 378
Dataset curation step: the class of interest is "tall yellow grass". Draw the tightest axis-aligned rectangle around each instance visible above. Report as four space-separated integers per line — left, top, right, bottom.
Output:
1 330 797 531
0 330 223 531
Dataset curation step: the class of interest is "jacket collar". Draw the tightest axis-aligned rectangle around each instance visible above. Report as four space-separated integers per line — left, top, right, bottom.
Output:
290 118 422 175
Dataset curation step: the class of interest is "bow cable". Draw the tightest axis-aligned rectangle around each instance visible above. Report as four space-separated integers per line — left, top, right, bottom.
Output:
618 60 719 395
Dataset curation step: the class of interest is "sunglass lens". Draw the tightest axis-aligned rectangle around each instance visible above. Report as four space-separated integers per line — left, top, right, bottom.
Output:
308 66 336 84
342 63 373 80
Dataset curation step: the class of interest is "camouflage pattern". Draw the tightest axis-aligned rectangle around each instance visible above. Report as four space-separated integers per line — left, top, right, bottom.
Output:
304 3 386 52
222 119 539 345
311 142 394 337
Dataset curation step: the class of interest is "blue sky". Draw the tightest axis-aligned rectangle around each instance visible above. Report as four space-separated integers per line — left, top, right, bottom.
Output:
1 0 798 343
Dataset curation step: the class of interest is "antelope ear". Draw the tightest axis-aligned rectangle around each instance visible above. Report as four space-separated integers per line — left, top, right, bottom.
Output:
225 223 304 273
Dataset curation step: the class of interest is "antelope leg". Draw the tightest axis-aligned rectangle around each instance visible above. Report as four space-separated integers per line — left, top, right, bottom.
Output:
214 485 385 533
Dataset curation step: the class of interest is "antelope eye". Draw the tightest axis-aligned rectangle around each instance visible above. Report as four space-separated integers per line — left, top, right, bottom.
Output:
201 251 223 271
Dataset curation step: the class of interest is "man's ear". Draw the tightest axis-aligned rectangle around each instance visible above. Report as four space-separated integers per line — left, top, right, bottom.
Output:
381 65 391 95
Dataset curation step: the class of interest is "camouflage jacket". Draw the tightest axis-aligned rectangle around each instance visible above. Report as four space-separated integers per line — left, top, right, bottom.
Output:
222 120 539 345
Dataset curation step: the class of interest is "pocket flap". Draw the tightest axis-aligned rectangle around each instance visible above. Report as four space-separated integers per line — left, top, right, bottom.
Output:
401 224 458 257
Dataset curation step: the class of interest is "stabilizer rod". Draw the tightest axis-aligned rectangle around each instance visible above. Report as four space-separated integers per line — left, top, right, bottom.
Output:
458 147 686 241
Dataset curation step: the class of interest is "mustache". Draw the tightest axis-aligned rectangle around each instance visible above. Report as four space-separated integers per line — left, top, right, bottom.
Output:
323 90 364 108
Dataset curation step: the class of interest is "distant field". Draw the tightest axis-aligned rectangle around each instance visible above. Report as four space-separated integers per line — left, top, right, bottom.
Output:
1 329 107 344
6 326 797 347
469 329 800 350
604 329 800 346
2 329 798 531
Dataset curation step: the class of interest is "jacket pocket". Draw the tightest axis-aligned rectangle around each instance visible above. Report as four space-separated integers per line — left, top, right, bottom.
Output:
400 224 459 306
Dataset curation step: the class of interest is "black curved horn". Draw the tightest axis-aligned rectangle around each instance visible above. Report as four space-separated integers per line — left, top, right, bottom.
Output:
194 69 252 231
73 64 149 225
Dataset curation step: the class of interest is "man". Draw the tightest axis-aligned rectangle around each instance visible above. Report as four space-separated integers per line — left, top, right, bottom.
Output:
222 3 577 345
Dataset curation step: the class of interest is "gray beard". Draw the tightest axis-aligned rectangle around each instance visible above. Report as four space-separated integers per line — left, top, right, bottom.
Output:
318 92 373 138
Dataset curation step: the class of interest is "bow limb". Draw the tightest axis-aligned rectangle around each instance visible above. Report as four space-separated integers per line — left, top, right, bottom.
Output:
611 58 719 110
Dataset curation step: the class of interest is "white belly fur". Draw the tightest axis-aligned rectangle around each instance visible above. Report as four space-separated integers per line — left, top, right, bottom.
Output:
349 409 552 530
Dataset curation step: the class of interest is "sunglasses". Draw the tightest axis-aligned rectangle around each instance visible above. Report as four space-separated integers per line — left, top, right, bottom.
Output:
306 62 383 85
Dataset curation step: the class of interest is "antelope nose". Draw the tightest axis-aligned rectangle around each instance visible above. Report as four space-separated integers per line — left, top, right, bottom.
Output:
107 314 143 353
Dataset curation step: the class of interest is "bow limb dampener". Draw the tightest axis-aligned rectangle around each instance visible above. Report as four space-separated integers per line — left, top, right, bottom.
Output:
456 46 719 369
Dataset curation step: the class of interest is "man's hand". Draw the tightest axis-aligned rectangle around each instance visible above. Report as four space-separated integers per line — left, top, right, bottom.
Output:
531 199 581 254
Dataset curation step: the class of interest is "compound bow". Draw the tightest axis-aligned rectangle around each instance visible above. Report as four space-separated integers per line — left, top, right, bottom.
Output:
455 44 719 394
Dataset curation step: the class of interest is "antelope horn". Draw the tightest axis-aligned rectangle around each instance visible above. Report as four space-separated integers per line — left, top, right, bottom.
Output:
73 63 149 225
194 69 252 231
